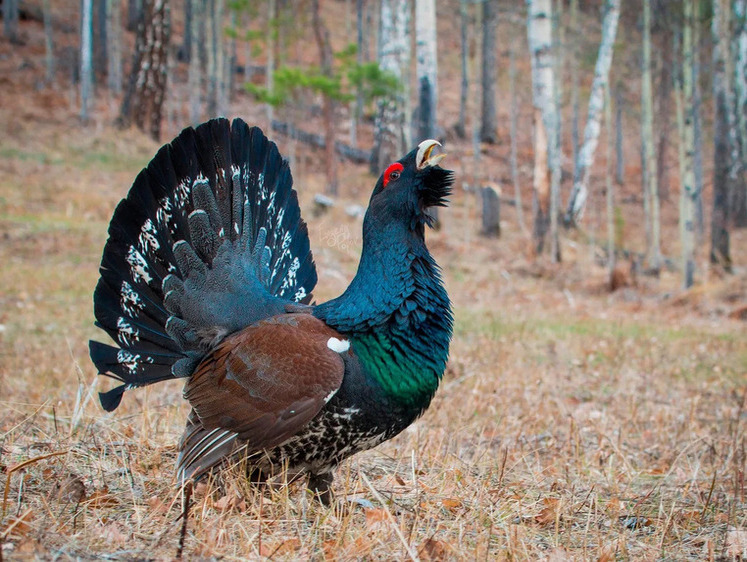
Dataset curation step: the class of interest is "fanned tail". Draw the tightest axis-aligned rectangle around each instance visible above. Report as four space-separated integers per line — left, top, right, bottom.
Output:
90 118 317 411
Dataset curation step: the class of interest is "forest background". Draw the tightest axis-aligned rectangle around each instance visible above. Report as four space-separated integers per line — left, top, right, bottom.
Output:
0 0 745 559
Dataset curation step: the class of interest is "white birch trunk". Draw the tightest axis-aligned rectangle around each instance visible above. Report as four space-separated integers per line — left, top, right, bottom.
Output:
569 0 579 164
80 0 94 121
372 0 410 174
527 0 560 260
564 0 620 225
415 0 438 142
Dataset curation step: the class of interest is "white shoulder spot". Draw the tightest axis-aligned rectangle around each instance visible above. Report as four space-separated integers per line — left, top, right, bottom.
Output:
326 337 350 354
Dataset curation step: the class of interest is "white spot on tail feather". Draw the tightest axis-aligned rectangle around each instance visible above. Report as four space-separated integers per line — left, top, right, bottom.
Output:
139 218 160 254
117 350 141 374
126 246 153 284
327 337 349 354
117 317 140 346
120 281 144 316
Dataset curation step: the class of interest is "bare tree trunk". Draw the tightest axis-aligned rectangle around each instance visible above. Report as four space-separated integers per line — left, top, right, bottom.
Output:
679 0 696 288
605 85 615 289
127 0 141 31
188 0 202 125
641 0 660 273
732 0 747 226
205 0 225 117
565 0 620 226
693 1 705 240
351 0 365 147
554 0 564 179
3 0 20 44
480 0 498 144
371 0 410 174
481 186 501 237
312 0 338 195
614 83 623 185
42 0 55 84
415 0 438 143
179 0 192 62
569 0 579 166
456 0 469 139
118 0 171 141
80 0 94 122
265 0 275 125
509 43 527 235
106 0 122 93
95 0 108 77
711 0 734 271
527 0 559 260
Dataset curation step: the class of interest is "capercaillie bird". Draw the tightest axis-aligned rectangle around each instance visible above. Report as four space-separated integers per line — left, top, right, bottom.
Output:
89 118 453 503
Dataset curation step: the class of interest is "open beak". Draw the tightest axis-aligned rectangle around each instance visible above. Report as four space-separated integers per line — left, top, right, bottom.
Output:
416 139 446 170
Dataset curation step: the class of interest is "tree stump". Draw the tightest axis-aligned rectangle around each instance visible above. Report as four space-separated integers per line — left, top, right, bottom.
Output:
480 185 501 238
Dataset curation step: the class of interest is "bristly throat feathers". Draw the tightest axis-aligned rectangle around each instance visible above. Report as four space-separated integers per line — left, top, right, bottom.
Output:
314 220 452 410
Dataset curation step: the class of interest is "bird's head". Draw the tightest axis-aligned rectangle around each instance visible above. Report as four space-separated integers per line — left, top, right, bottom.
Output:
367 140 454 230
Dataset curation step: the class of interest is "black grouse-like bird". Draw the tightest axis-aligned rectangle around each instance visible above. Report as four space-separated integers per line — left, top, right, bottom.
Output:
90 118 453 502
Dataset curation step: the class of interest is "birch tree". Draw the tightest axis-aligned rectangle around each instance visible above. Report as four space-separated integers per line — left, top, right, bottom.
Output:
480 0 498 144
711 0 734 271
527 0 560 260
569 0 580 163
80 0 94 122
564 0 620 226
415 0 438 143
371 0 409 174
641 0 660 273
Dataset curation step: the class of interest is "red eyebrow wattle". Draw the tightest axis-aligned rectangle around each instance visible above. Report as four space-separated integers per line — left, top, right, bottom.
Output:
383 163 404 187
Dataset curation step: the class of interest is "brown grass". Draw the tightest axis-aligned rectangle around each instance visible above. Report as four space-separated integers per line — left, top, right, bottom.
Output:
2 2 747 560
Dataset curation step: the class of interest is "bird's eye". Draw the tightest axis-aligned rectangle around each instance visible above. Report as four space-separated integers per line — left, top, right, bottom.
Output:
383 163 404 188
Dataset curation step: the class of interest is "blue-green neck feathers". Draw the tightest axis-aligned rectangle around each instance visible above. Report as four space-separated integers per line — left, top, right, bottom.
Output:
315 218 452 408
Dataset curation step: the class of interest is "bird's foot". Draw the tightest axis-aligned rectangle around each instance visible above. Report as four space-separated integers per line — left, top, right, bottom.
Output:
307 472 334 506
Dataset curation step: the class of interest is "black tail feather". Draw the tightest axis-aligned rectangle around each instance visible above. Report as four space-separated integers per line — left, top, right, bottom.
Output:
90 118 317 410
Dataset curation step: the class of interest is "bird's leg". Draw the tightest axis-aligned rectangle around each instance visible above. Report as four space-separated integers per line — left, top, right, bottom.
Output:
307 472 334 506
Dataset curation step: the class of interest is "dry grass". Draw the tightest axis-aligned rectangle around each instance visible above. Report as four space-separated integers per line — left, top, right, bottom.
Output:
2 4 746 559
1 114 746 561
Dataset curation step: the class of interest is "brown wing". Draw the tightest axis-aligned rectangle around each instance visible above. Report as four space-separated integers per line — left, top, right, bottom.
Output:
182 313 346 456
